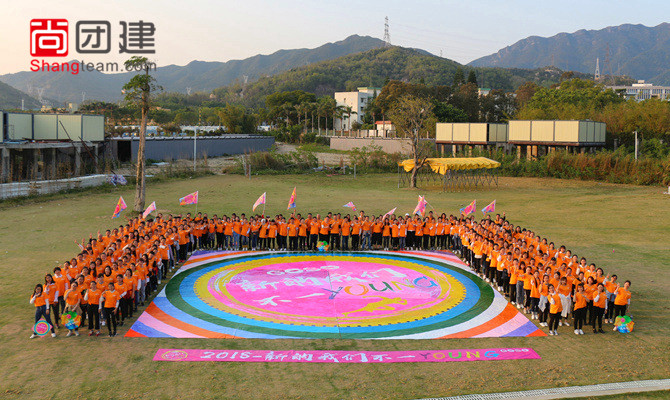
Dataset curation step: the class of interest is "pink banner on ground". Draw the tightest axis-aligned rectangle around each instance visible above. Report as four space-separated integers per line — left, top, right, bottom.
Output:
154 348 540 363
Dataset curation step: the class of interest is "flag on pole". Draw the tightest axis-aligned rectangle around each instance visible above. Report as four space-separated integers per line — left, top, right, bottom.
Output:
383 207 397 219
142 201 157 219
413 195 428 216
253 192 266 212
343 201 357 213
179 191 199 205
287 187 297 210
482 200 496 214
459 200 476 216
111 196 127 219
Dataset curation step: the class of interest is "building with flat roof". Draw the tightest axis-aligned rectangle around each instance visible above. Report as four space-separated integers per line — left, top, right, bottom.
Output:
607 80 670 101
333 87 381 131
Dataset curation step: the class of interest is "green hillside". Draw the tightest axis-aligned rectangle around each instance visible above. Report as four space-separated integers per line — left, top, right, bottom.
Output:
212 46 594 107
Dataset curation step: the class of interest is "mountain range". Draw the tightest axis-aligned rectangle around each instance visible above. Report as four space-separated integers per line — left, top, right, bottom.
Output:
0 35 386 106
469 23 670 85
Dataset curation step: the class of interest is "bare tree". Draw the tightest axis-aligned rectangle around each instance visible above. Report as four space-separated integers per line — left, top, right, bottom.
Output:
123 56 161 212
388 95 435 188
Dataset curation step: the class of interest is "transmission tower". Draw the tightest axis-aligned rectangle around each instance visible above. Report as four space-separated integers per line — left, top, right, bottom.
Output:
383 16 391 47
604 44 614 84
594 57 601 81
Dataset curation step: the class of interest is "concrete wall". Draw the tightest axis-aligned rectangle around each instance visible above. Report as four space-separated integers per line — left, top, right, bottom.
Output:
0 174 110 200
330 137 435 154
112 135 275 161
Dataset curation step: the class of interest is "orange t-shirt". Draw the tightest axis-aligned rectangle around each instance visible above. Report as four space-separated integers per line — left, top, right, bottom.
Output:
614 288 631 306
549 293 562 314
573 291 587 310
341 221 350 236
103 290 120 308
87 288 102 306
32 292 47 307
65 290 81 306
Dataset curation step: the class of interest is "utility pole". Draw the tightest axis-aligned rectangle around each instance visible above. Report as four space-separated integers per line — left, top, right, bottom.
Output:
634 130 638 161
194 108 201 172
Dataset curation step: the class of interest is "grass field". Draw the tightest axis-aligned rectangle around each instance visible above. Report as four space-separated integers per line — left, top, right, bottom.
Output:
1 173 669 400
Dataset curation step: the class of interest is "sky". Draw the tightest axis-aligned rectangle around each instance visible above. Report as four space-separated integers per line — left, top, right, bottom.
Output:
1 0 668 75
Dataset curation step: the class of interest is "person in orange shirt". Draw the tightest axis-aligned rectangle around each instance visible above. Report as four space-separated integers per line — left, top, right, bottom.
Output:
63 280 82 337
52 266 68 317
613 280 632 319
215 216 225 251
572 283 587 335
250 217 261 250
30 284 56 338
547 284 562 335
267 220 278 250
330 215 341 251
297 218 308 251
84 280 102 336
361 217 372 250
287 217 298 251
349 217 360 251
592 282 608 333
43 273 60 329
309 216 320 251
382 219 391 250
372 217 384 250
398 217 407 250
258 219 268 250
100 282 120 337
223 217 234 250
277 218 288 251
413 218 423 250
390 219 399 250
340 217 351 251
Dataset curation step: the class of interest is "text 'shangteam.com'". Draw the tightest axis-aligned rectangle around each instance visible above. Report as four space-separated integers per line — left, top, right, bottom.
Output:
30 59 157 75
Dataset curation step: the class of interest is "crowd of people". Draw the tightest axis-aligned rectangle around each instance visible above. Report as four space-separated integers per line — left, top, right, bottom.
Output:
29 210 632 338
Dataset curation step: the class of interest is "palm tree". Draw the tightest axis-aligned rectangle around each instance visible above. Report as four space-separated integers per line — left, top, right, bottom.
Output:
333 105 346 136
342 105 357 135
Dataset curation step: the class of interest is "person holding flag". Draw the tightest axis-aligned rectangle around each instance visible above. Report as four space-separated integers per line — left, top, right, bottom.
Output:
413 196 427 217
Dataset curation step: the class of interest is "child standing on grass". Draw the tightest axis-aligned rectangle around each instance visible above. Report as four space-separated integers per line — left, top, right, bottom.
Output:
30 284 56 338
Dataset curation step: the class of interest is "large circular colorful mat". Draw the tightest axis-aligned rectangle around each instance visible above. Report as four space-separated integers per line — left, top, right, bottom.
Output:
126 251 545 339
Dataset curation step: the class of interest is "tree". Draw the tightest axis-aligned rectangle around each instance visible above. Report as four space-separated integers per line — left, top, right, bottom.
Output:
433 102 468 123
123 56 161 212
467 70 478 86
515 82 540 109
342 105 357 132
388 95 435 188
333 105 346 134
453 67 465 86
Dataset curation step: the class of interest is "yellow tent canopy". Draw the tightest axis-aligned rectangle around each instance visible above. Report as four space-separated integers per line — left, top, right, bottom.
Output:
398 157 501 175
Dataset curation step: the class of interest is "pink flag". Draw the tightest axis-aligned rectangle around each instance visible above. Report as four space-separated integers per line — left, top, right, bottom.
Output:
253 192 266 212
112 196 127 219
179 191 199 206
482 200 496 214
383 207 397 219
287 187 296 210
343 202 356 213
413 195 428 216
142 201 157 219
460 200 476 216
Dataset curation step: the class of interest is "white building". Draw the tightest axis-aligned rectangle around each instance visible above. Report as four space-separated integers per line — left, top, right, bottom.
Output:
333 87 381 131
607 80 670 101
